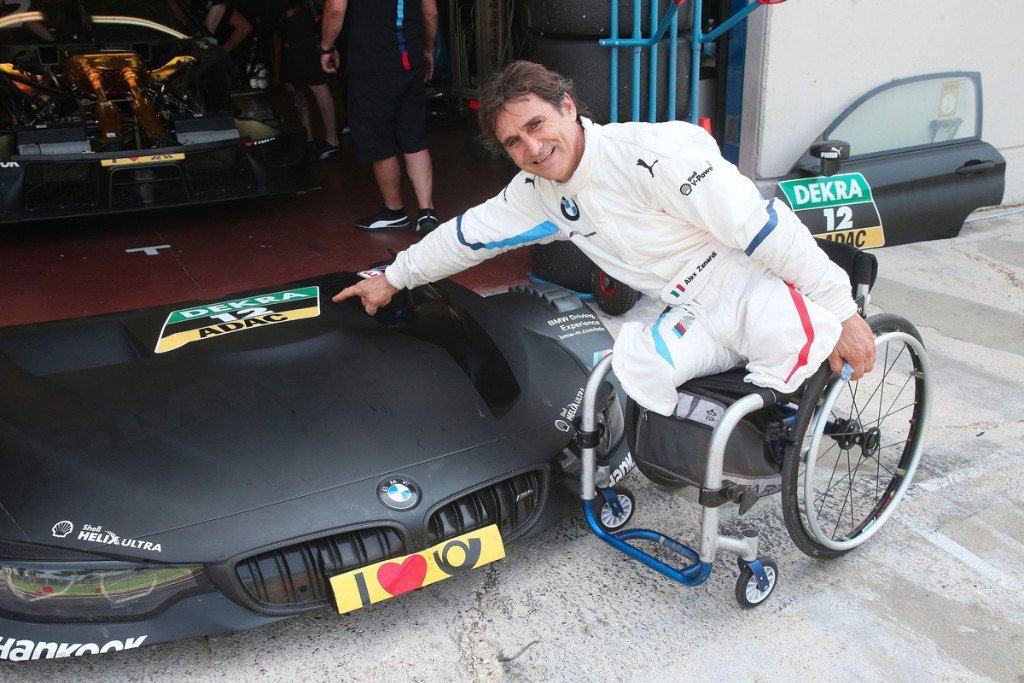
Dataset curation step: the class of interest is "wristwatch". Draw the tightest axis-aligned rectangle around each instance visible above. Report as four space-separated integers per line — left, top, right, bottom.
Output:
319 45 338 55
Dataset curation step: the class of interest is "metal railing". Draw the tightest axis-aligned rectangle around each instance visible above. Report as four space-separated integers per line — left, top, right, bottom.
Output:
599 0 784 124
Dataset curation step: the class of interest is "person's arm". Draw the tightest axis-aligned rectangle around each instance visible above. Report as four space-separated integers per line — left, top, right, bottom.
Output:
204 3 226 34
420 0 438 81
320 0 347 73
334 174 562 312
220 8 252 52
650 124 874 377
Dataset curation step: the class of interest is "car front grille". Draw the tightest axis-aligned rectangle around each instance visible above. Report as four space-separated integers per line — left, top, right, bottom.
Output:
233 470 548 612
24 162 99 211
183 146 254 198
427 469 547 543
235 526 405 609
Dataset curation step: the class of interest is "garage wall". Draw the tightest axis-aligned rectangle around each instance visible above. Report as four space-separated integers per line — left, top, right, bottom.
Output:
737 0 1024 206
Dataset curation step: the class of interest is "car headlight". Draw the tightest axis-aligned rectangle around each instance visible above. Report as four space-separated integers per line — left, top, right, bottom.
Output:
0 562 211 622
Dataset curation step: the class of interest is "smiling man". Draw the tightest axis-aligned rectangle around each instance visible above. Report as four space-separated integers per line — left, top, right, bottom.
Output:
335 61 874 415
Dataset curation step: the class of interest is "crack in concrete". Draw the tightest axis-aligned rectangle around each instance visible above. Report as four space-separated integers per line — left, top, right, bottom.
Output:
949 242 1024 291
930 419 1024 430
457 563 502 681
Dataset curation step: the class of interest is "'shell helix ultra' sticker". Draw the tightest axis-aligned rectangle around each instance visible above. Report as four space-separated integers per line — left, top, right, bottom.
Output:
154 286 320 353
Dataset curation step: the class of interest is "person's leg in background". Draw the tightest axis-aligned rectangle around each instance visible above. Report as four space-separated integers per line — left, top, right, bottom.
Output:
372 156 403 212
309 84 339 148
395 71 437 234
286 84 313 144
349 75 410 230
404 148 433 220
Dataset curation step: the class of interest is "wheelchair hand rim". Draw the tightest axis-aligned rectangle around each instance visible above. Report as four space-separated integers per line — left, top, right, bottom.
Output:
801 331 932 551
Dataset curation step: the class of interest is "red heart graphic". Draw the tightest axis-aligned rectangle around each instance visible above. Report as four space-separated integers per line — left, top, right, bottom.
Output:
376 554 428 596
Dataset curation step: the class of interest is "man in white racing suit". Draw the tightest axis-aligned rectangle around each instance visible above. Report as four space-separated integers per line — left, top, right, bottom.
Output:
335 61 875 416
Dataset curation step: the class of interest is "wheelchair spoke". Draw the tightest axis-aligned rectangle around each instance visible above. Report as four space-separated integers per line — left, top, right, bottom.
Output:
879 376 915 428
878 438 909 452
814 442 847 518
842 446 874 539
831 449 856 540
853 342 908 417
878 340 890 426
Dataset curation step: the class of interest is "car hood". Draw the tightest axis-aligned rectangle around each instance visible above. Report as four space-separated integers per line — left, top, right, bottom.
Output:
0 273 589 560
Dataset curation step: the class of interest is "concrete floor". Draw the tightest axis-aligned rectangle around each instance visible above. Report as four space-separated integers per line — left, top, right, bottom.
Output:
3 211 1023 680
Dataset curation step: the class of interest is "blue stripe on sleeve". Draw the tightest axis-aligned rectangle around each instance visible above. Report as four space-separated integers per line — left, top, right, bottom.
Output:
456 214 559 251
651 312 674 368
744 197 778 256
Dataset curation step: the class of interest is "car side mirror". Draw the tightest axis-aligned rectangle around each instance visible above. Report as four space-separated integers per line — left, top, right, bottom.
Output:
809 140 850 177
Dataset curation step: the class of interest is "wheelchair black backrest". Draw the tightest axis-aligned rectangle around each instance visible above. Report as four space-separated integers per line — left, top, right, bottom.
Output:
815 238 878 299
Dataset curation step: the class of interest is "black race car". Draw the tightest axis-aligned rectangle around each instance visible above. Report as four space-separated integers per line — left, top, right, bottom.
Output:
0 273 631 662
0 0 310 223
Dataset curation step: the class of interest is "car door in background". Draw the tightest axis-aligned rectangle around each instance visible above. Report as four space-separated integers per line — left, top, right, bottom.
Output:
776 71 1005 248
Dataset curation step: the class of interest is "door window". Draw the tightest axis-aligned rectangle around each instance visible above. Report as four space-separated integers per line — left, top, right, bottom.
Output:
826 73 980 158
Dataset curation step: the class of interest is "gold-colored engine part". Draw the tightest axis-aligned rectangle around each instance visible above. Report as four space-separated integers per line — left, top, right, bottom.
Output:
149 55 196 85
66 53 196 144
119 66 166 142
67 54 129 141
0 63 44 96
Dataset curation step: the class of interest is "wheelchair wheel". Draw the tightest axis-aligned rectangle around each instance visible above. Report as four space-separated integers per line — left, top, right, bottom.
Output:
781 314 932 559
735 557 778 608
591 487 636 531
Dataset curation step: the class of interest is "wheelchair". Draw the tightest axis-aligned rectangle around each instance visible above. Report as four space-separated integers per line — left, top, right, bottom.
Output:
575 239 933 607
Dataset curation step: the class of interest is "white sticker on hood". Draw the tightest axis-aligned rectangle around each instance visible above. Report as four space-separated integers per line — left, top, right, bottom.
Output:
53 521 163 553
0 635 147 661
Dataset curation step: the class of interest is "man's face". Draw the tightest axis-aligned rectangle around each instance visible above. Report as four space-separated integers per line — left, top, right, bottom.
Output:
494 93 584 182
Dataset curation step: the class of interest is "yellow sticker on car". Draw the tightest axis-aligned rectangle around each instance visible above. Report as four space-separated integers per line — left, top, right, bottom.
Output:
154 286 320 353
330 524 506 615
100 153 185 167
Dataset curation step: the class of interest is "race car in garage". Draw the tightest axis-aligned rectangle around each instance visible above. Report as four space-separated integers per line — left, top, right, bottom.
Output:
0 272 631 661
0 0 310 223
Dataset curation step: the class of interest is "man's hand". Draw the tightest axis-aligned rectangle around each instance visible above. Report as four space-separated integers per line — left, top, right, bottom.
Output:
321 49 339 73
423 49 434 81
828 314 876 380
332 275 400 315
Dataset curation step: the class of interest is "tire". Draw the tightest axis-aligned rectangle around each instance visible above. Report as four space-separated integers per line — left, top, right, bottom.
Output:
590 487 636 531
529 241 595 293
781 314 931 559
528 0 691 38
735 557 778 608
591 268 640 315
530 34 691 124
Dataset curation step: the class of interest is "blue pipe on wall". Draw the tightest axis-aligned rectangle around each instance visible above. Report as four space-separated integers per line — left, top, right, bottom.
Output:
610 0 619 122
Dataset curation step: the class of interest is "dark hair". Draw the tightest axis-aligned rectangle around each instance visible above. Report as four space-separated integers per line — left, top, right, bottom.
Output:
476 60 590 154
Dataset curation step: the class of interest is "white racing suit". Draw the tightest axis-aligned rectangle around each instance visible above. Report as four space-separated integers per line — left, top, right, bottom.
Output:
385 118 856 416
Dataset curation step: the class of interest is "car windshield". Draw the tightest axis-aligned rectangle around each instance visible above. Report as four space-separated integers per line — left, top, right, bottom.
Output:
0 0 198 44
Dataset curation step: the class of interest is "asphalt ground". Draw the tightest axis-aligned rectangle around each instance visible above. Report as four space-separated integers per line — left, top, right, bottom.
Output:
4 210 1023 681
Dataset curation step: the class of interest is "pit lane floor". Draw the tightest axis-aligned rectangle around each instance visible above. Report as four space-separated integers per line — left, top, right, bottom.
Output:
0 126 529 327
3 205 1023 678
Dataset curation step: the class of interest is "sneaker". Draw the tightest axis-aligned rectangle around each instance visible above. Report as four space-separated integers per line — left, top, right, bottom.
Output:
310 141 340 161
416 209 439 235
355 206 410 231
338 122 351 136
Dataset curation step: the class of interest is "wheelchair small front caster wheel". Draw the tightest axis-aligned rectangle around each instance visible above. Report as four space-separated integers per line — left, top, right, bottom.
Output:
591 487 636 531
735 557 778 608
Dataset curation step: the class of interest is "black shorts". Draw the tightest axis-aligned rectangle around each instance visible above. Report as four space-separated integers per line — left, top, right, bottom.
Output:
347 70 427 163
279 14 327 89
